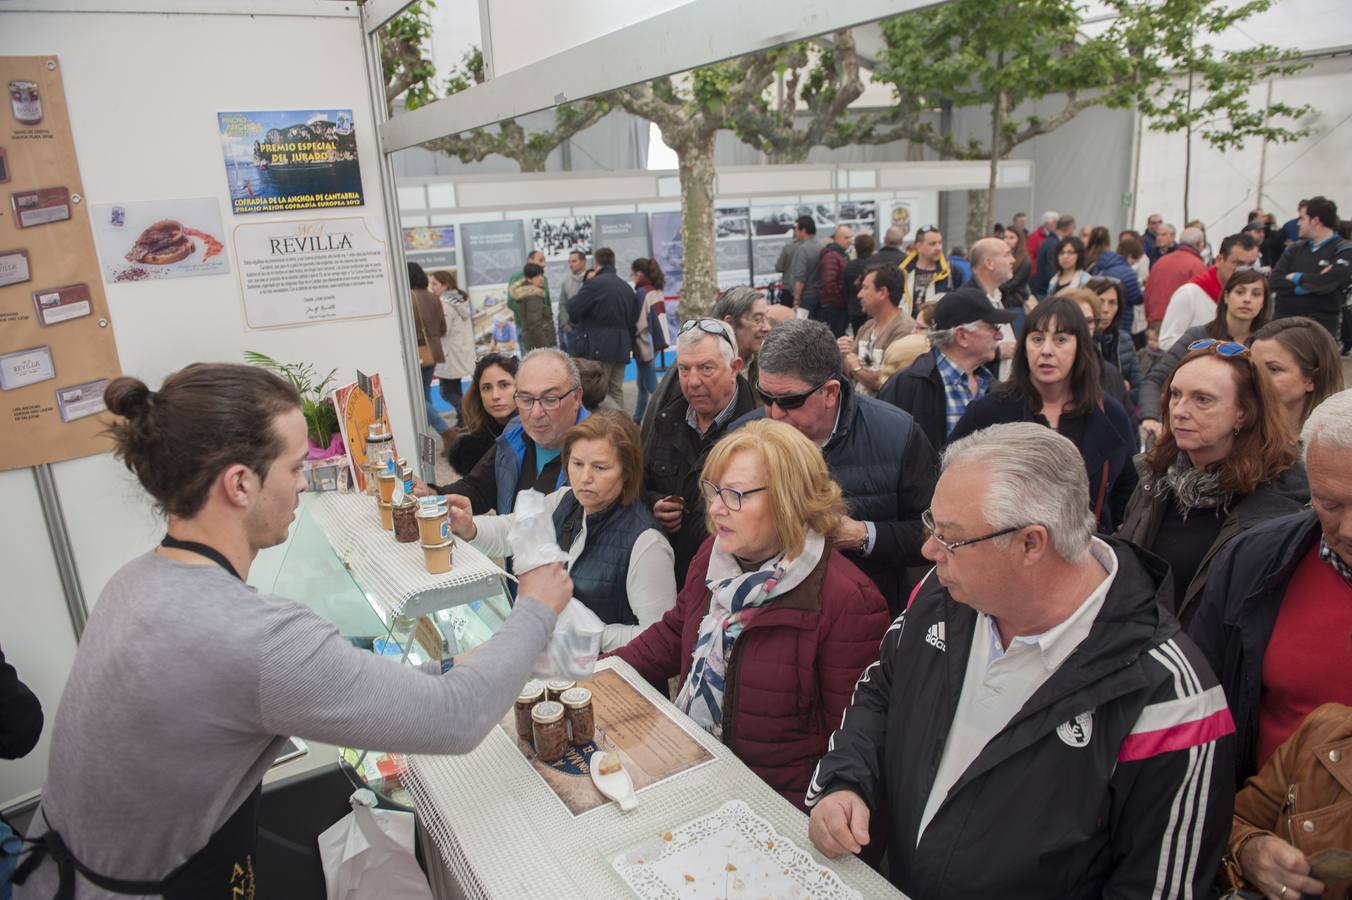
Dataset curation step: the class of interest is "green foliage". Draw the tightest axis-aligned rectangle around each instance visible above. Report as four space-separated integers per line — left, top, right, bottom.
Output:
383 1 439 112
244 352 340 448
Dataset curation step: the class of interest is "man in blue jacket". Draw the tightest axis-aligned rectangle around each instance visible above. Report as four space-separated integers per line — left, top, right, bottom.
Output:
1271 195 1352 338
567 246 634 409
807 423 1235 899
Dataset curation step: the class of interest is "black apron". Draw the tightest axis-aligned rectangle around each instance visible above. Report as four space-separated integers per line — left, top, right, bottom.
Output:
13 537 261 900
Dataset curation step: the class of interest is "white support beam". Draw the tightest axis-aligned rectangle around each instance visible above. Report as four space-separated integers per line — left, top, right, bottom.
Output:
361 0 416 34
379 0 940 153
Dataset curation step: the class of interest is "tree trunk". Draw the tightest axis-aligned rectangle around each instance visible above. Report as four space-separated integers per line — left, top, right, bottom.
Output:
966 189 989 250
985 79 1005 237
1182 57 1194 223
677 129 719 318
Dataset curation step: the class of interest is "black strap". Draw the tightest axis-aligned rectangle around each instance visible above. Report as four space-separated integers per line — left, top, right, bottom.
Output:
12 815 167 899
160 535 241 581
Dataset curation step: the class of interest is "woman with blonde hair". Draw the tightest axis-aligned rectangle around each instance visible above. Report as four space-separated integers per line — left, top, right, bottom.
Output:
610 419 890 809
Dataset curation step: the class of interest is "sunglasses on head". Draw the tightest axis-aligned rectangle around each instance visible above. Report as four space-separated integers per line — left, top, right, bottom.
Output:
681 318 735 349
1188 338 1249 358
756 379 828 410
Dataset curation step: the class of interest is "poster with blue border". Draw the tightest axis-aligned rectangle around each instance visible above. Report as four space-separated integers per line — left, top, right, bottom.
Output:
218 109 364 215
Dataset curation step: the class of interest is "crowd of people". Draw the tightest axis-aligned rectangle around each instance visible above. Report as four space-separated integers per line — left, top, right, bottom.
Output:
8 196 1351 898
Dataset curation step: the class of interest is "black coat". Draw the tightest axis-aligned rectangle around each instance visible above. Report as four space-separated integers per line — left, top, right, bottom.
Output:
1186 511 1328 788
1 643 43 760
1271 236 1352 333
566 266 635 364
643 376 760 585
731 382 939 613
807 539 1235 898
948 390 1139 532
877 349 950 453
1031 233 1063 296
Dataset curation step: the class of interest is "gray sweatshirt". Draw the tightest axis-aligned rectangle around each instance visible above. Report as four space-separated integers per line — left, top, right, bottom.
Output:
16 551 556 898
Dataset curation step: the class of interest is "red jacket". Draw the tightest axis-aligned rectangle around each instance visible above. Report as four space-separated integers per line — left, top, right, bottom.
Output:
1143 244 1206 324
610 538 890 810
1027 226 1053 276
817 243 850 309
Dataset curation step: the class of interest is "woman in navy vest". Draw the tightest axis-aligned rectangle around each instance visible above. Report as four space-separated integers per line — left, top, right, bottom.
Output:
447 409 676 650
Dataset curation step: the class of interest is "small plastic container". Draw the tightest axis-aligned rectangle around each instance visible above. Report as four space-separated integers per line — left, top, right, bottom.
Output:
560 687 595 745
377 501 394 531
545 679 576 703
531 701 568 763
514 680 545 741
392 500 419 543
377 473 397 503
421 539 453 574
417 506 450 545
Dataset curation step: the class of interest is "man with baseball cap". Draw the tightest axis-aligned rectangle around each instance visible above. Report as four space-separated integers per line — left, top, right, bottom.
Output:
879 276 1017 451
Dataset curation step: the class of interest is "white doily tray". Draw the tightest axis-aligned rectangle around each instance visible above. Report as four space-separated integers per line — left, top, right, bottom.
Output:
611 800 862 900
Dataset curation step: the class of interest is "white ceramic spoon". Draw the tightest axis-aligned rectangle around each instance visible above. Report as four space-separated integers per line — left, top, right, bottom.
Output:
590 751 638 812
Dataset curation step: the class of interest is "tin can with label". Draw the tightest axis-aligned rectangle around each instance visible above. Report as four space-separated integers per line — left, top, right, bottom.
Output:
9 81 42 126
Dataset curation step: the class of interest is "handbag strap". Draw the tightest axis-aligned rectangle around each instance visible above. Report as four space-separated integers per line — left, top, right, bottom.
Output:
410 291 429 347
1093 459 1110 525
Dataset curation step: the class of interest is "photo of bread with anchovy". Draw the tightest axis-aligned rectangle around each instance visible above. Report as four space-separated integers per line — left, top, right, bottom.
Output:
126 219 195 265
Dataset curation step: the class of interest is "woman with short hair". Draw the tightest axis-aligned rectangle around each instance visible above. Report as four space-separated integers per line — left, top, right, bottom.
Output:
610 419 890 809
1043 236 1090 298
1139 269 1272 442
1118 342 1306 622
949 297 1137 531
448 409 676 650
1250 315 1345 439
446 353 518 475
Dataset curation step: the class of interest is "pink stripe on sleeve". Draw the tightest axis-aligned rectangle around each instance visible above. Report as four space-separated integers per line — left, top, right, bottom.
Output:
1117 708 1235 763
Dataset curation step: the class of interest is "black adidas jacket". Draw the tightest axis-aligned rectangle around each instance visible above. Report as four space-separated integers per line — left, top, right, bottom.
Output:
806 538 1235 899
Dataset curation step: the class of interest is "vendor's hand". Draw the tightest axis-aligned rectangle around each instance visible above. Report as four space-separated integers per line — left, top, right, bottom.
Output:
411 477 437 498
1141 418 1164 442
653 498 684 533
1238 834 1325 900
446 495 477 540
830 517 869 550
836 336 855 356
517 562 573 615
809 790 871 859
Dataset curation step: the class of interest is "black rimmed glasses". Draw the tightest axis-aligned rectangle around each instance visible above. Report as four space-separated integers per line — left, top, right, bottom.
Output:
1187 339 1249 358
514 384 580 410
680 318 735 350
921 508 1030 553
700 480 768 511
756 379 828 411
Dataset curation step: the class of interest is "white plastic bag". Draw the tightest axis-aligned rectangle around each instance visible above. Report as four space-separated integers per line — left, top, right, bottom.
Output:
317 789 433 900
508 490 602 680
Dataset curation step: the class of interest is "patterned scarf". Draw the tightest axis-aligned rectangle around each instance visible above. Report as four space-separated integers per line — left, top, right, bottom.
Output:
1159 454 1232 518
676 531 826 737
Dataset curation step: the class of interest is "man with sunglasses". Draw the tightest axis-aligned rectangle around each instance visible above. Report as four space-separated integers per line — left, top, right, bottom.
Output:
731 319 938 613
643 318 759 584
425 349 588 516
807 423 1234 897
1158 232 1260 350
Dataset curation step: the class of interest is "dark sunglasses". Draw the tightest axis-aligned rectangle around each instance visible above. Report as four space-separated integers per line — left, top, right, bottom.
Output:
756 379 828 411
681 318 735 349
1188 338 1249 358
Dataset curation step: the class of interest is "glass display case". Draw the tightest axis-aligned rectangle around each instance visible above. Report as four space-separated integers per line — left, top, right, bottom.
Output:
250 491 514 803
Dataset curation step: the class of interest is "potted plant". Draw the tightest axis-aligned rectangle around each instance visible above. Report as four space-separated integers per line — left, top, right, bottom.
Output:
245 351 342 457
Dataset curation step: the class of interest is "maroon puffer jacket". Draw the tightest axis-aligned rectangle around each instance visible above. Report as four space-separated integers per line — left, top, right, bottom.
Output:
610 537 890 810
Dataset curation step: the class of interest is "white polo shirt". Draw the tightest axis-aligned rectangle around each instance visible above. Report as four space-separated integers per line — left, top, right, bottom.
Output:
916 538 1118 842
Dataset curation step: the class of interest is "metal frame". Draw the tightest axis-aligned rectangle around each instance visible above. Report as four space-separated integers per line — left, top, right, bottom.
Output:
33 464 88 639
376 0 941 153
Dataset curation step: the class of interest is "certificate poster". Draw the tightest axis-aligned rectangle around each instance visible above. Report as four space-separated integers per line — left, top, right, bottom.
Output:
714 207 751 290
0 55 123 470
650 211 683 296
500 667 713 817
233 217 392 329
594 213 650 280
218 109 363 215
91 198 229 284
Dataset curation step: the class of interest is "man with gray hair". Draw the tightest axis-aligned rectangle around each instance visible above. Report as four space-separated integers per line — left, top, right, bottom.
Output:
643 318 759 584
425 347 588 515
808 422 1235 897
1143 223 1206 329
1188 388 1352 805
732 318 937 612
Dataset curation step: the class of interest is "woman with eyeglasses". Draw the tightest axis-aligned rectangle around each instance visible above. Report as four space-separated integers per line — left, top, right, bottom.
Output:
1042 236 1090 298
447 410 676 651
609 419 889 810
1117 341 1307 622
948 297 1137 531
445 353 519 475
1139 269 1272 443
1249 315 1345 440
